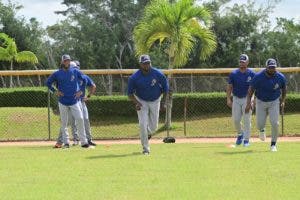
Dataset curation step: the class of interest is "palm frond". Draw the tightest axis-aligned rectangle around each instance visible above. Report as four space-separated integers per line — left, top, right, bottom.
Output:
0 33 13 48
0 47 11 61
15 51 38 64
133 0 217 67
187 18 217 60
6 41 17 58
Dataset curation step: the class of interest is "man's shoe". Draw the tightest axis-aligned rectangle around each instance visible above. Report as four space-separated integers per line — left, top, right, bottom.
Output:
270 145 277 152
235 133 243 145
243 140 250 147
63 144 70 148
88 140 97 146
53 143 62 148
142 150 150 155
81 144 90 148
259 129 266 141
148 135 152 140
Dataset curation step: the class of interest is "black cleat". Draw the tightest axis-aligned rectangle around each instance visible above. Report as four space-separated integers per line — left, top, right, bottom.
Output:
88 140 97 146
63 144 70 148
81 144 90 148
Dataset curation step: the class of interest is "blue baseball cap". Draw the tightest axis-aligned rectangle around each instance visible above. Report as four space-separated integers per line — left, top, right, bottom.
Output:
266 58 277 68
61 54 71 61
139 55 151 63
239 54 249 63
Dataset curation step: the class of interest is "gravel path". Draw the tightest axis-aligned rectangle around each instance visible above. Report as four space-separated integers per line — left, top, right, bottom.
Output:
1 136 300 146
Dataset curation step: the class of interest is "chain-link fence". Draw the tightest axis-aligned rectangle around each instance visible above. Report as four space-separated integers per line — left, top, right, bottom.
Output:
0 68 300 141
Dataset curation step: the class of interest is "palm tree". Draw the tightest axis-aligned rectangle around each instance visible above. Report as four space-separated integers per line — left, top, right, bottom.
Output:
0 33 38 87
133 0 217 130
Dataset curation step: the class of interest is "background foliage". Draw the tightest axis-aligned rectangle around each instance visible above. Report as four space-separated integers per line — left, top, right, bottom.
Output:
0 0 299 72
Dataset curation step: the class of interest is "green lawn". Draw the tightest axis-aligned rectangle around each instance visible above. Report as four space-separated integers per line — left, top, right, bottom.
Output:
0 107 300 140
0 142 299 199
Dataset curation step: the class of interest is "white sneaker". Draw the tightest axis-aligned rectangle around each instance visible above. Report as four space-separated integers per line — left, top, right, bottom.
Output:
270 145 277 152
259 129 266 141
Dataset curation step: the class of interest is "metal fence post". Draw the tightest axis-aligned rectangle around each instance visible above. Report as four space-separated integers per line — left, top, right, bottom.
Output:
184 97 187 136
47 89 51 140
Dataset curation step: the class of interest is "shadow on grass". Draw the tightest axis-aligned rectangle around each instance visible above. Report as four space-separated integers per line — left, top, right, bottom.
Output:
20 146 53 150
216 150 254 155
87 152 141 159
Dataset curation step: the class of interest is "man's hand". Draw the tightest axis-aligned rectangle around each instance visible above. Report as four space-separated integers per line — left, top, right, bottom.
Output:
245 103 251 113
55 91 64 97
135 102 142 111
226 98 232 108
75 91 83 99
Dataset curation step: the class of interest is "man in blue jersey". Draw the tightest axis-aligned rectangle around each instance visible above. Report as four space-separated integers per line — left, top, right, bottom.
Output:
227 54 255 147
54 61 97 147
245 58 286 152
71 62 97 146
127 55 169 155
47 54 90 148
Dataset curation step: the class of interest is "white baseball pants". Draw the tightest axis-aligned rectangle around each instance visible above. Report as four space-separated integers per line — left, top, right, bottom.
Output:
136 97 161 152
232 96 252 140
256 98 280 142
58 102 88 145
80 101 92 141
56 111 79 144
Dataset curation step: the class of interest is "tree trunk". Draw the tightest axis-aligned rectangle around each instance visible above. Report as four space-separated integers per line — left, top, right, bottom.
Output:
34 65 42 86
9 61 14 88
17 75 21 87
0 76 6 88
165 55 174 129
165 74 173 129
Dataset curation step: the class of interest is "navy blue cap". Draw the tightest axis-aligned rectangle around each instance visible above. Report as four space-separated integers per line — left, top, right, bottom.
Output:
61 54 71 61
239 54 249 63
139 55 151 63
266 58 277 67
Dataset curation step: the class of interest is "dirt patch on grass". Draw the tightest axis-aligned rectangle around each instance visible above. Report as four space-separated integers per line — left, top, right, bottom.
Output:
1 136 300 146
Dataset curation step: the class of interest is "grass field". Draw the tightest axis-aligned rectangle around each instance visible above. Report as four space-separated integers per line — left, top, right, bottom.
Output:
0 107 300 140
0 142 299 199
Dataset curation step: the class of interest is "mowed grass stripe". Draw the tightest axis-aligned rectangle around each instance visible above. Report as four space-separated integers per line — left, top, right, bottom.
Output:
0 142 299 200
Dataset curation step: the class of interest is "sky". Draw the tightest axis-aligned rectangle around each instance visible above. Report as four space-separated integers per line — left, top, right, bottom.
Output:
2 0 300 28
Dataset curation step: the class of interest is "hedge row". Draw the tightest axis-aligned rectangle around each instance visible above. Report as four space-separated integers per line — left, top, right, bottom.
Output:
0 87 49 107
0 88 299 117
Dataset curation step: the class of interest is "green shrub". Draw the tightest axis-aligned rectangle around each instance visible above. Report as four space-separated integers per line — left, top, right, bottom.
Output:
0 87 49 107
0 88 299 117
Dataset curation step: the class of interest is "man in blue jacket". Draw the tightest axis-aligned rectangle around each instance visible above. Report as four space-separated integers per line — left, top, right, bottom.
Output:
47 55 90 148
53 61 97 147
226 54 255 147
127 55 169 155
245 58 286 152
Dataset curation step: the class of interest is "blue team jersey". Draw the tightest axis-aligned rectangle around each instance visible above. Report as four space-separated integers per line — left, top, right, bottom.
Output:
228 68 255 98
78 75 95 99
251 69 286 102
127 67 169 101
46 67 85 106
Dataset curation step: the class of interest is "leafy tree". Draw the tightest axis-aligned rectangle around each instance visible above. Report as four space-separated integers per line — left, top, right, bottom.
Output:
47 0 150 94
133 0 217 129
134 0 216 68
264 18 300 67
201 0 281 68
0 33 38 87
0 1 46 70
